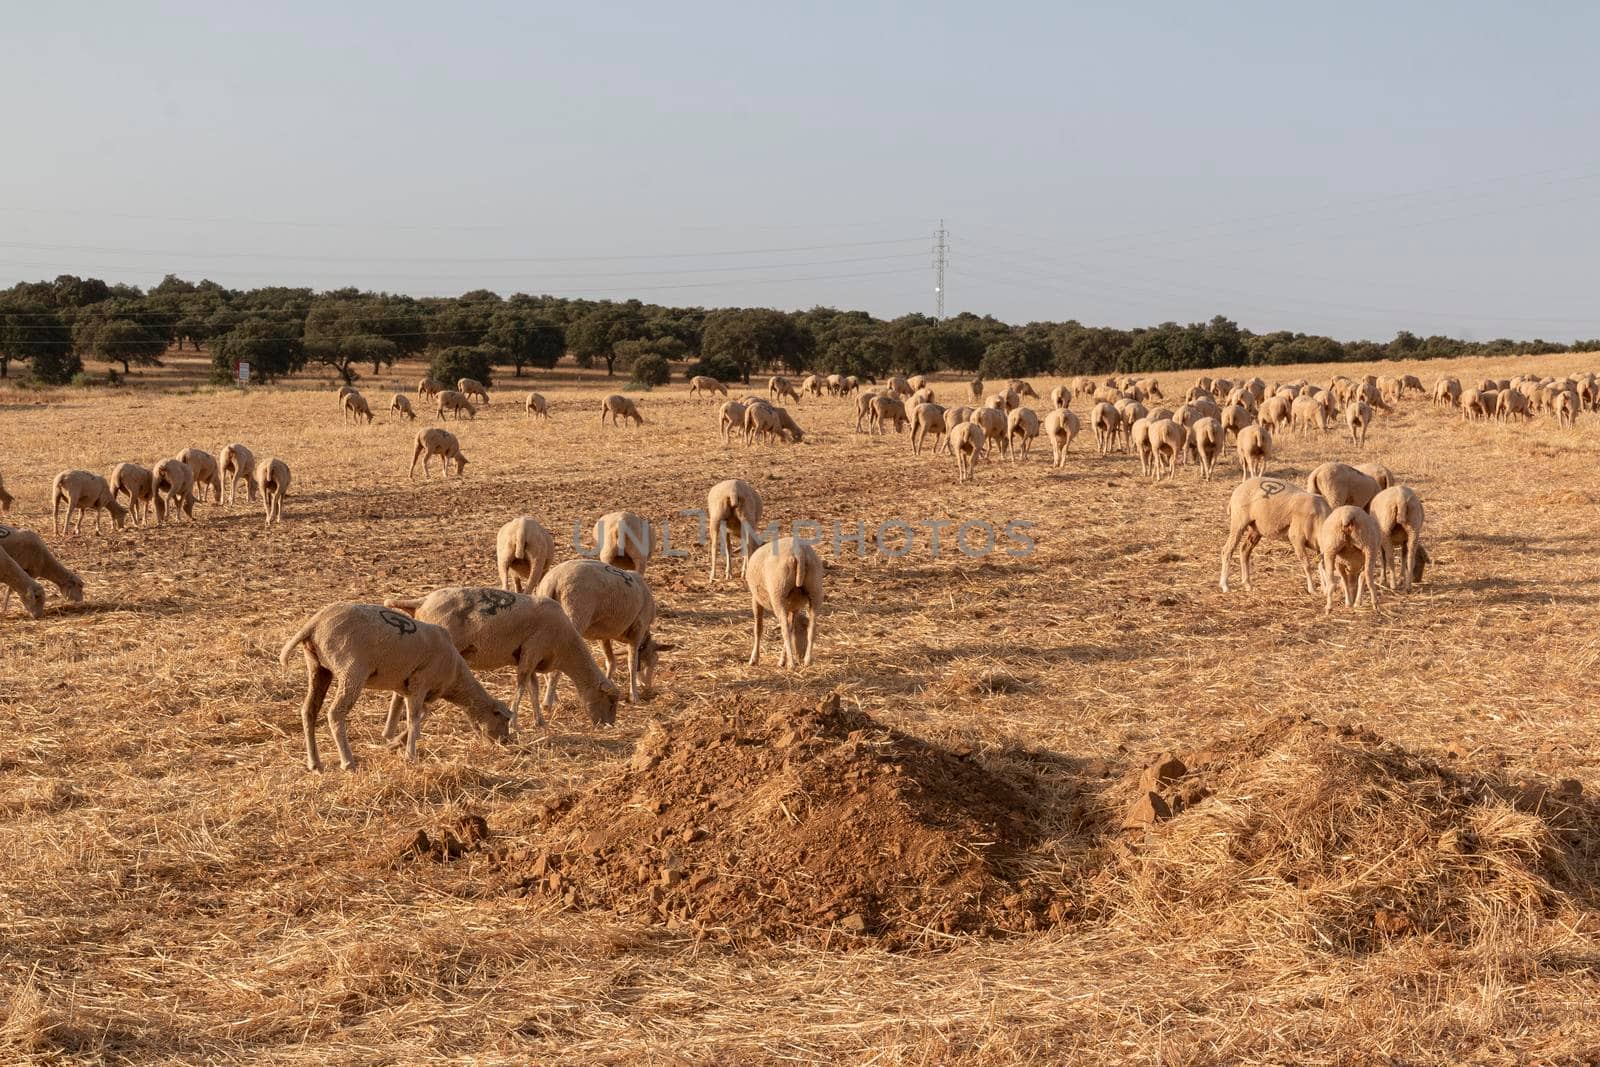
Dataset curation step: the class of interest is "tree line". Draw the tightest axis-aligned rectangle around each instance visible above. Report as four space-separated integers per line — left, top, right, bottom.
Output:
0 272 1588 387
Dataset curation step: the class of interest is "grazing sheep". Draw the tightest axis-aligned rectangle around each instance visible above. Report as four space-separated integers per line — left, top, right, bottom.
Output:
907 374 929 392
745 536 823 668
1007 407 1041 460
802 373 823 397
1259 394 1293 434
1090 401 1121 455
1235 424 1272 481
825 373 845 396
1191 416 1225 480
1291 394 1326 436
843 375 862 395
537 559 671 704
342 391 375 425
1048 384 1071 409
768 375 802 403
1008 379 1039 400
417 377 445 400
910 385 936 407
887 375 913 398
0 545 45 619
1219 476 1331 593
391 394 417 420
1317 506 1382 613
436 389 478 420
1130 417 1154 476
850 390 884 432
179 448 224 502
254 457 291 524
910 402 949 456
971 406 1009 459
109 462 156 526
524 392 549 419
969 377 985 401
457 378 490 405
1367 485 1425 591
707 478 763 581
600 394 644 427
336 384 355 407
496 516 555 592
152 459 197 524
1432 378 1461 408
0 524 83 614
52 470 128 535
279 602 512 771
1496 388 1529 422
870 394 910 435
945 404 974 430
382 587 619 734
1044 408 1080 467
0 470 10 514
1220 403 1254 441
950 421 986 482
718 400 748 444
410 428 468 478
1306 461 1391 509
1399 374 1424 398
690 375 729 400
595 510 652 574
1345 400 1373 446
1147 418 1187 481
220 444 257 505
746 403 804 445
1554 389 1580 427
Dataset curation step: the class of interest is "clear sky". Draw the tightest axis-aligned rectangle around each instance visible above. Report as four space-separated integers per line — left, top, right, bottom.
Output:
3 1 1597 340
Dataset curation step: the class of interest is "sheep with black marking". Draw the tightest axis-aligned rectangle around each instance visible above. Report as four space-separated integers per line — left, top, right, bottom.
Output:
1219 476 1331 593
279 602 512 771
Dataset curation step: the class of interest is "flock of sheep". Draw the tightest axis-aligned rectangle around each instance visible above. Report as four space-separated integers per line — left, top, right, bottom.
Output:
1 359 1593 771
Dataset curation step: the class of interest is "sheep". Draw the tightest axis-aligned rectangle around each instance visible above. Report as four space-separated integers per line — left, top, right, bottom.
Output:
255 457 291 524
1090 401 1121 455
825 373 845 396
109 462 156 526
1433 378 1462 408
1130 416 1154 476
279 602 512 771
1260 393 1293 434
1147 418 1187 481
1048 384 1071 409
1291 394 1326 436
1235 424 1272 480
1219 476 1332 593
496 516 555 592
436 389 477 420
1220 403 1254 441
1044 408 1080 467
1554 388 1580 428
523 392 550 420
689 375 729 400
342 391 375 425
154 457 199 523
595 510 652 574
0 524 84 615
870 394 909 435
745 536 823 668
0 544 45 619
1345 400 1373 446
1496 388 1529 422
971 405 1009 459
0 470 10 514
1305 461 1391 509
1007 407 1041 460
52 470 128 535
988 388 1022 412
718 400 748 444
907 374 929 392
382 587 619 734
219 444 256 505
910 385 936 407
802 373 823 397
707 478 763 581
887 375 913 398
745 403 804 445
950 422 986 482
1399 374 1425 398
417 377 445 400
1317 506 1382 613
600 393 644 427
391 394 417 420
179 447 224 502
1460 387 1487 420
336 384 355 407
1119 400 1149 436
843 375 863 394
457 378 491 405
910 402 948 456
1225 386 1258 413
410 428 468 478
768 375 802 404
1367 485 1425 591
537 559 671 704
945 404 974 429
1008 379 1040 400
1191 416 1225 480
969 377 985 401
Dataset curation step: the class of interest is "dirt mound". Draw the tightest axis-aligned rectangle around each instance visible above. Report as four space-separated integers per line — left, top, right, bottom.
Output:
1097 714 1600 952
515 694 1057 946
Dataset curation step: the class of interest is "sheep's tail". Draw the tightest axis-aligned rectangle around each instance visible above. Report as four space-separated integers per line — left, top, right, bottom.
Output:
382 596 424 616
792 543 806 590
279 618 318 668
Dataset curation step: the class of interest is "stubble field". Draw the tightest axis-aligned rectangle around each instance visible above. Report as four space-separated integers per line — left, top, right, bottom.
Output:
2 351 1599 1065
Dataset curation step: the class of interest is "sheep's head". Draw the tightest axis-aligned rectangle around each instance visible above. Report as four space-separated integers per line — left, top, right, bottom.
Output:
470 699 512 743
60 573 85 603
19 582 44 620
584 679 620 727
638 634 676 691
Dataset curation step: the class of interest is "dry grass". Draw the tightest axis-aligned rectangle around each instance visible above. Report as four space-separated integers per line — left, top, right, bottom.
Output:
2 351 1599 1064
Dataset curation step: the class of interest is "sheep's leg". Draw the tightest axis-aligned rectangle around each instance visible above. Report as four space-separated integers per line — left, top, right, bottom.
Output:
542 672 560 710
324 681 364 770
1292 538 1316 594
802 605 818 665
600 639 619 679
301 663 333 771
708 520 722 583
400 691 429 763
1218 521 1247 591
1403 530 1418 591
1238 529 1262 590
381 694 407 747
748 597 764 666
774 596 797 669
625 639 643 702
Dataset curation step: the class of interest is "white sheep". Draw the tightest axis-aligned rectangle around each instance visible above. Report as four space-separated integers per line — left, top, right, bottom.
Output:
949 421 985 482
254 457 291 524
536 559 672 704
595 510 652 574
1345 400 1373 446
718 400 748 444
1130 417 1154 477
689 375 729 400
525 392 550 419
1191 416 1225 480
910 402 949 456
1147 418 1187 481
1220 403 1254 442
600 394 644 427
706 478 763 581
417 377 444 400
1219 476 1331 593
1432 378 1461 408
391 394 417 420
1317 506 1382 613
1049 384 1071 409
1306 461 1391 509
342 390 375 425
219 444 257 504
1044 408 1080 467
457 378 491 404
768 375 802 403
109 462 156 527
496 516 555 592
382 587 620 734
410 428 467 478
745 536 823 668
0 524 83 615
0 544 45 619
436 390 477 420
1367 485 1425 591
179 447 224 502
52 470 128 534
279 602 512 770
971 405 1009 459
1090 401 1121 454
1007 407 1041 460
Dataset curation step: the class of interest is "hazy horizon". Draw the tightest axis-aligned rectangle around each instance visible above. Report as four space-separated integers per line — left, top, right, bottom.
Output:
4 2 1598 341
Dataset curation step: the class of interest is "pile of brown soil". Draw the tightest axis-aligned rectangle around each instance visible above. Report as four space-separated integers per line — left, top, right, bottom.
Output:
514 694 1059 947
1098 714 1600 952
